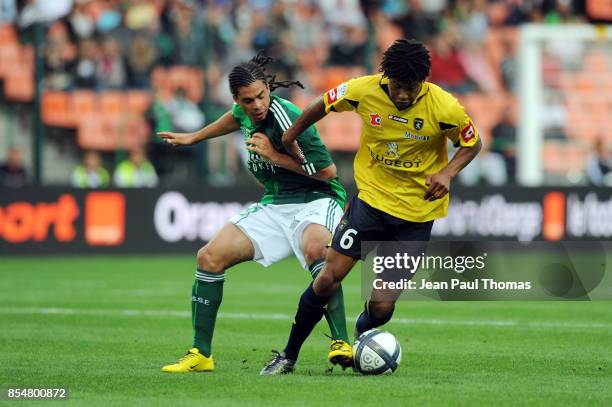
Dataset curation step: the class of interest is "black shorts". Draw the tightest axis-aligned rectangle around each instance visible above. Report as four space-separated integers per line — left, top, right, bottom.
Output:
331 196 434 260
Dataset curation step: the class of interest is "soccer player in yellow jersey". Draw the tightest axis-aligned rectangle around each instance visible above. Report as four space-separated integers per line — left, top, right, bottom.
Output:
261 39 482 375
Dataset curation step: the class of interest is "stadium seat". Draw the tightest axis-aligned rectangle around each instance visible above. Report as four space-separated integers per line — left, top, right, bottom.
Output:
0 24 16 42
100 91 126 118
484 28 517 90
317 111 362 152
0 42 20 79
459 92 515 139
42 91 71 127
70 90 97 125
542 142 586 174
126 90 152 114
4 68 34 102
583 51 609 73
78 116 116 151
78 115 150 151
319 66 365 94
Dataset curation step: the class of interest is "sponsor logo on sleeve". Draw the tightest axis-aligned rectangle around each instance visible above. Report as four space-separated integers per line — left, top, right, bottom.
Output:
461 122 476 143
326 82 348 104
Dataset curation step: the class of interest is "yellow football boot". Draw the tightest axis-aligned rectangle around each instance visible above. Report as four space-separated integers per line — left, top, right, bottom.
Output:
327 340 353 369
161 348 214 373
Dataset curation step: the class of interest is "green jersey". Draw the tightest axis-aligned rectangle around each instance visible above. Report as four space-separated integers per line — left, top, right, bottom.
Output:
232 94 346 207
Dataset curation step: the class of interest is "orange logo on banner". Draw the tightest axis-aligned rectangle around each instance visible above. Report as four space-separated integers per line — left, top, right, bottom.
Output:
543 192 565 241
0 194 79 243
85 192 125 246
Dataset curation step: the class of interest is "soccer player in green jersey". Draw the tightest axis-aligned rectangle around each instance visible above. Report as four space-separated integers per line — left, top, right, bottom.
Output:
158 54 352 373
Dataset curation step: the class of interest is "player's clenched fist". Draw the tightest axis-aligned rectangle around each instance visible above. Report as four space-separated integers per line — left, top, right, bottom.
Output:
424 171 451 201
158 132 197 146
246 133 278 163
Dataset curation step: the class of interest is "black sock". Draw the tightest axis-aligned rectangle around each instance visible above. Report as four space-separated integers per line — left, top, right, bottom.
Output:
283 283 329 361
355 302 395 338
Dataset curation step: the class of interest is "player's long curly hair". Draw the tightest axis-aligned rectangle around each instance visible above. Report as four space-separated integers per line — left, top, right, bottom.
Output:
380 39 431 86
228 52 304 97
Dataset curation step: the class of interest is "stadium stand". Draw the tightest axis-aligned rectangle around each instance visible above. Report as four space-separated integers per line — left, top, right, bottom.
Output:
0 0 608 186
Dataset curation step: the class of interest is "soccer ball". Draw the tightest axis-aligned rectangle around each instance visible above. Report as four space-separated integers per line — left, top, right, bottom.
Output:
353 329 402 375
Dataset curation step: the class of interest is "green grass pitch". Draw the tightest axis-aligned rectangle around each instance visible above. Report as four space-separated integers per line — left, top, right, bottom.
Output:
1 256 610 406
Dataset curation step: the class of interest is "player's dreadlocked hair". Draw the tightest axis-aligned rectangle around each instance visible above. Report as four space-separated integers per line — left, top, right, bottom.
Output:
380 39 431 87
228 52 304 97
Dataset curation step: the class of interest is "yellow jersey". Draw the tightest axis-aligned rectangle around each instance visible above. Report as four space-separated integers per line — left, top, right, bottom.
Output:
323 74 479 222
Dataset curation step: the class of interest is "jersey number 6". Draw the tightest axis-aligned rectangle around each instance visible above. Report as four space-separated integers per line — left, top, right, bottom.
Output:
339 228 358 249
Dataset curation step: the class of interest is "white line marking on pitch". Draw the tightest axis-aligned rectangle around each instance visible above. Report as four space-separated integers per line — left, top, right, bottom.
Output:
1 306 611 330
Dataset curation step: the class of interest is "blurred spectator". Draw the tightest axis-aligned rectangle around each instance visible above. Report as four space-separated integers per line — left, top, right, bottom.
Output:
67 1 95 40
0 0 16 24
97 37 127 89
74 38 99 89
428 32 476 94
393 0 439 42
0 147 27 187
171 4 205 66
545 0 584 24
586 137 612 187
18 0 72 27
504 0 541 26
249 8 279 56
166 88 206 133
319 0 367 66
113 148 158 187
490 108 517 182
288 2 325 54
44 21 76 90
71 151 110 188
499 37 517 92
125 0 158 31
457 0 488 44
127 35 156 88
541 93 567 139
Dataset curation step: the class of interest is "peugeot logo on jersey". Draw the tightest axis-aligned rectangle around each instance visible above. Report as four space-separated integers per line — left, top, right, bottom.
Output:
414 118 424 130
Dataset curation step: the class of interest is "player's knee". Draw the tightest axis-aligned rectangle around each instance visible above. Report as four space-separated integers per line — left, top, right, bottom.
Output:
369 301 395 321
197 245 225 274
303 240 327 265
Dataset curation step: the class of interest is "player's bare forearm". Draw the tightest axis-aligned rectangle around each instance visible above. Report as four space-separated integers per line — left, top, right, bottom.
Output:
283 98 327 143
192 111 240 142
158 111 239 146
443 138 482 177
272 154 336 181
282 97 328 160
424 138 482 201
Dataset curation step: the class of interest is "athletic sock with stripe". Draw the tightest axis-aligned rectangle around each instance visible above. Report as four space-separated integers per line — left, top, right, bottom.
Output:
192 269 225 357
309 259 349 342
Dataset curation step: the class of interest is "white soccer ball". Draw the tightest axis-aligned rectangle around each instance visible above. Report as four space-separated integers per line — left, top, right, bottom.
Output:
353 329 402 375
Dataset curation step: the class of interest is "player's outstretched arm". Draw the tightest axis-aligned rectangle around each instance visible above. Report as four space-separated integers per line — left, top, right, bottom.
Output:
247 133 336 181
158 111 240 147
281 97 328 162
424 138 482 201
